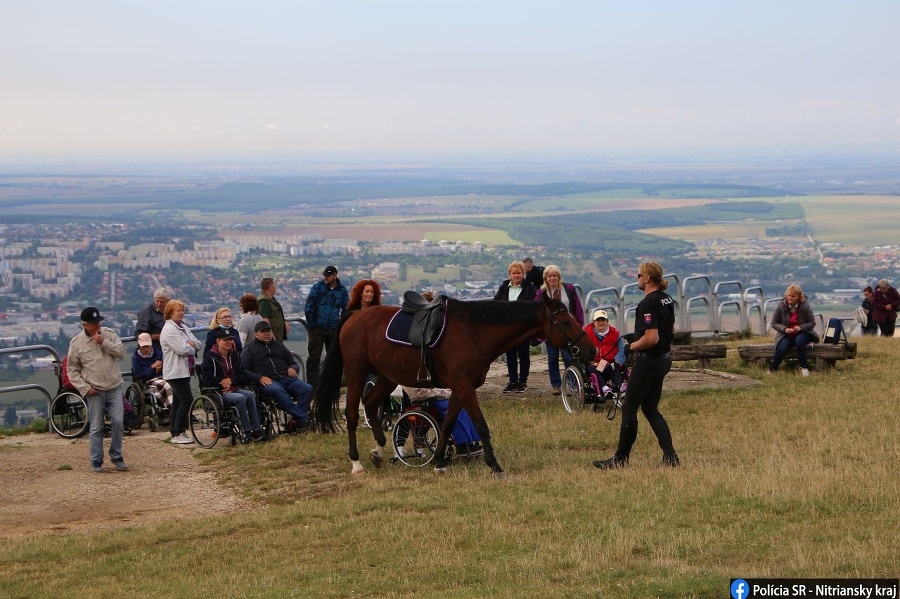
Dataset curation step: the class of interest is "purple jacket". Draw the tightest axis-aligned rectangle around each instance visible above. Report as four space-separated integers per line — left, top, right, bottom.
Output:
535 282 585 327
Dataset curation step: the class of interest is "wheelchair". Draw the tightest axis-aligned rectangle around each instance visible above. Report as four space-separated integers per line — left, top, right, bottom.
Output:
362 380 403 432
561 360 631 420
124 378 169 432
49 387 89 439
187 389 242 448
189 364 280 447
389 392 483 468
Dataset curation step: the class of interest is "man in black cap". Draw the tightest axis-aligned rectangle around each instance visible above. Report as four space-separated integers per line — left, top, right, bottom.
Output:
67 307 128 473
240 320 314 432
303 265 348 388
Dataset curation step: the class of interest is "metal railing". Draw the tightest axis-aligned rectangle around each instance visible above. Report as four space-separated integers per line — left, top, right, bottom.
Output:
0 345 62 432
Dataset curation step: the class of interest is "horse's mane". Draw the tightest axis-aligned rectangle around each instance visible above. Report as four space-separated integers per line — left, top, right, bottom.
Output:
449 298 545 325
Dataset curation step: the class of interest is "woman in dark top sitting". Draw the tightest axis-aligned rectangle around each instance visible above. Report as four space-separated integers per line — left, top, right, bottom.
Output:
768 284 816 376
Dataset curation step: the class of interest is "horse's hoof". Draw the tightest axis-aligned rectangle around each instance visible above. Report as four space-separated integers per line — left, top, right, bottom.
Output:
433 466 448 475
350 460 366 475
491 470 507 480
370 450 384 468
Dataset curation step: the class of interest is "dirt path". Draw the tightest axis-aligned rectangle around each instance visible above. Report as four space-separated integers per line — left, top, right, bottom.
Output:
0 429 257 539
0 359 757 539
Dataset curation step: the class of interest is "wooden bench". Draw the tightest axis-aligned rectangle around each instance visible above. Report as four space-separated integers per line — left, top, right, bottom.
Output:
737 342 857 371
668 344 727 368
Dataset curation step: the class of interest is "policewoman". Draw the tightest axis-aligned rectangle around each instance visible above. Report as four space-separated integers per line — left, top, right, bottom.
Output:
594 261 680 469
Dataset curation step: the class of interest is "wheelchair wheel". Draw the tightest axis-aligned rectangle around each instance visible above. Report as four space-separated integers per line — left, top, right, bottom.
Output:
363 397 398 432
226 407 241 447
189 395 221 449
49 391 89 439
561 366 585 414
124 382 144 429
259 397 282 439
392 409 446 467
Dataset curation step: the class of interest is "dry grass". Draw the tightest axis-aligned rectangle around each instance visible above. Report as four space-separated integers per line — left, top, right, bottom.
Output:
1 337 898 598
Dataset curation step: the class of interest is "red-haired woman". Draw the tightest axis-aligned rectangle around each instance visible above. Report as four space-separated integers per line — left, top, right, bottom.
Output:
347 279 382 313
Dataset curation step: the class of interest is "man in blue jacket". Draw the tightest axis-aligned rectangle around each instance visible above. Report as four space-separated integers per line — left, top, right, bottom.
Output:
304 265 348 388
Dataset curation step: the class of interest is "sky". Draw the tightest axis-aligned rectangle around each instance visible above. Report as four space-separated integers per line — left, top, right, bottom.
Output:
2 0 899 163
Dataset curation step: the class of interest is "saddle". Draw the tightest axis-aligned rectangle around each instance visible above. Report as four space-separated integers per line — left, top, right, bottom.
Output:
400 291 448 385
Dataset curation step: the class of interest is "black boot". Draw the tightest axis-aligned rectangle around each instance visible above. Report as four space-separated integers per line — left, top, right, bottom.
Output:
593 454 628 469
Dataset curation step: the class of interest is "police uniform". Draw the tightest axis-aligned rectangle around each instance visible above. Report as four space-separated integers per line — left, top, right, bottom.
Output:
613 289 679 464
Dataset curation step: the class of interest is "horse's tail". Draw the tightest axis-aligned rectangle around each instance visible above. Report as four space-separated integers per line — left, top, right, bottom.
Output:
312 325 345 433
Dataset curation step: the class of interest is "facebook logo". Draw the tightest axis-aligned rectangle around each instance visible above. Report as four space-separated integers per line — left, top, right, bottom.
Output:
731 579 749 599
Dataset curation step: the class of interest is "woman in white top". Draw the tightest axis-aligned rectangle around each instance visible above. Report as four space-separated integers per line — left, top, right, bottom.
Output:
160 299 201 444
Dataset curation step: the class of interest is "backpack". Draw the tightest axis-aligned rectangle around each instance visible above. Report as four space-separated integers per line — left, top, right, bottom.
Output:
823 317 847 345
854 306 867 325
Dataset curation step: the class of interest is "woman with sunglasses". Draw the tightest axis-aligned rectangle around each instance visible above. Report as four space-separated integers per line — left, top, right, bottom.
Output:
204 307 244 355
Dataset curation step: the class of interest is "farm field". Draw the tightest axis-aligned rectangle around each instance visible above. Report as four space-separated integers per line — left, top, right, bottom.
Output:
640 195 900 246
798 195 900 245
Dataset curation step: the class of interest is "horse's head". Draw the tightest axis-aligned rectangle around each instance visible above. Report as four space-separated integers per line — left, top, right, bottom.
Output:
541 294 597 363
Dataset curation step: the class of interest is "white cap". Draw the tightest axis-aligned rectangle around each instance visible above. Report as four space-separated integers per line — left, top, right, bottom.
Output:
592 309 609 321
137 333 152 347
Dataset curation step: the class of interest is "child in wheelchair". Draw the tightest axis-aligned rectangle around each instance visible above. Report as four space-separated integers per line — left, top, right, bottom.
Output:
132 333 174 421
584 309 628 399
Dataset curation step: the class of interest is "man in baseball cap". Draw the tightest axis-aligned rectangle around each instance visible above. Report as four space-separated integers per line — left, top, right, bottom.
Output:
67 306 128 473
304 264 348 387
242 317 314 433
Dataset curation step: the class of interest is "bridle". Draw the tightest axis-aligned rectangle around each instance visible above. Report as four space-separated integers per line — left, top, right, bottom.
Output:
548 306 589 360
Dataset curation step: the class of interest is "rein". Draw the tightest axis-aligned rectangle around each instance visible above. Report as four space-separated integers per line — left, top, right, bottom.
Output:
548 306 587 359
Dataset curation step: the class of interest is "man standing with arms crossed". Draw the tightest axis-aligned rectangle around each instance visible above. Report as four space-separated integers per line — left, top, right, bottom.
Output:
304 265 348 388
67 307 128 473
594 261 680 469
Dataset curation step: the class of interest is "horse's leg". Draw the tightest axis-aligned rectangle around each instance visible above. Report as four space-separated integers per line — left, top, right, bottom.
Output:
362 378 392 468
344 383 365 475
432 401 462 474
458 398 504 477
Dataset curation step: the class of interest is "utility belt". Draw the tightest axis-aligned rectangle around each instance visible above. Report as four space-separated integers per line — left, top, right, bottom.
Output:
632 351 670 360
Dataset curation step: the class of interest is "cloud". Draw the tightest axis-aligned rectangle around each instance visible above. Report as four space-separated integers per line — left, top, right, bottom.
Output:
163 125 175 132
264 123 278 130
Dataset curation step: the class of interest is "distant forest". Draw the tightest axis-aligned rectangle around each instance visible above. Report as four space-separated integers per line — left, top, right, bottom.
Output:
0 179 794 220
445 201 803 257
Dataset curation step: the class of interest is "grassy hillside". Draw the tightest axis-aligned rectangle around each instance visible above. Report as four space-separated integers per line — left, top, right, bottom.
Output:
1 336 898 598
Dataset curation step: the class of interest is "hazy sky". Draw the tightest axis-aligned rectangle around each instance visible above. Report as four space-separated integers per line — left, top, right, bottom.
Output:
2 1 899 161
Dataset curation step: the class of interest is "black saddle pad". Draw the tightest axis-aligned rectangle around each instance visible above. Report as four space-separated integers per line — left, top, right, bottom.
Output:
386 310 446 347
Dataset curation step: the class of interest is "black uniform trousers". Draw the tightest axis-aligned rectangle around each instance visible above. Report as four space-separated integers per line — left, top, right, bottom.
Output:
615 354 676 458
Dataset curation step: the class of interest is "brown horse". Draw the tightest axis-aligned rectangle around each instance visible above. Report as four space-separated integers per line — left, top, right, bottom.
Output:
312 294 597 475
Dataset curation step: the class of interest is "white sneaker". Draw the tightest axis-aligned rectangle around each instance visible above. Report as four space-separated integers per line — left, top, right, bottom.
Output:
800 368 810 377
170 434 194 444
396 446 408 458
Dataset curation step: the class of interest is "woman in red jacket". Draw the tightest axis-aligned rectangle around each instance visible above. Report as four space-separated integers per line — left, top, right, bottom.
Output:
584 309 626 397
